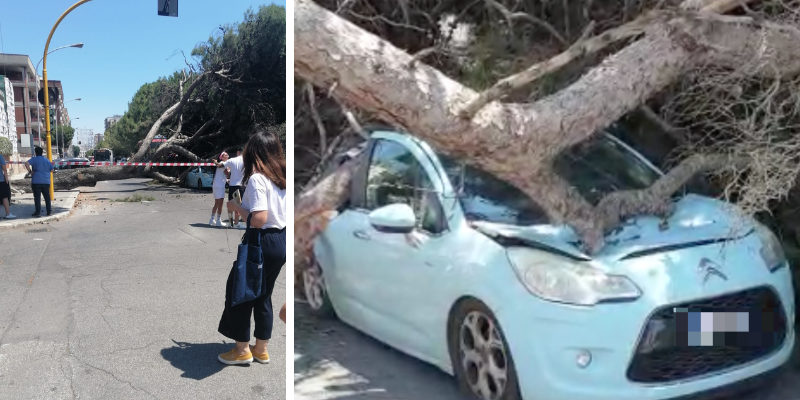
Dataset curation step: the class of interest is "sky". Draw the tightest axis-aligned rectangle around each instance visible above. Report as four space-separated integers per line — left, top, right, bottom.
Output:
0 0 285 141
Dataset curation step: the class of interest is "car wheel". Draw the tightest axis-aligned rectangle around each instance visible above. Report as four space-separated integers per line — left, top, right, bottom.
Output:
449 299 521 400
197 179 203 189
302 259 335 317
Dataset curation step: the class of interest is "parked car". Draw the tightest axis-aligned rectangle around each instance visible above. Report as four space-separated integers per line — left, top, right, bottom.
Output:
186 166 214 190
304 129 795 400
58 157 91 170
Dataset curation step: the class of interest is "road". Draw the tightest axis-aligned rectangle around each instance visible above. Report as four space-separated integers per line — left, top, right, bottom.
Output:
295 303 800 400
0 179 286 399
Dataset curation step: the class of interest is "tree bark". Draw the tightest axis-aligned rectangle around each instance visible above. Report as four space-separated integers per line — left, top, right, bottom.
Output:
294 0 800 254
11 167 139 192
293 156 362 283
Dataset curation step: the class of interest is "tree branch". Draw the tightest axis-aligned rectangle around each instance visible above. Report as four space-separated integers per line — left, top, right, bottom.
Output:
460 14 654 118
306 83 328 155
131 71 210 162
484 0 568 46
595 154 750 234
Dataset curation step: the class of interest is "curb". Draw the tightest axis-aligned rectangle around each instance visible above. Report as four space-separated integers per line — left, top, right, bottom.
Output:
0 210 74 231
0 190 80 231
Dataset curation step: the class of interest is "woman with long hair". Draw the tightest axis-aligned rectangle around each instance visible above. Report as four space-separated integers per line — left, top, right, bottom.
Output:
217 130 286 365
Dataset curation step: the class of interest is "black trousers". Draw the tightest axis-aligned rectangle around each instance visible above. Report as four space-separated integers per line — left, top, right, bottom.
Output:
31 184 51 214
218 227 286 342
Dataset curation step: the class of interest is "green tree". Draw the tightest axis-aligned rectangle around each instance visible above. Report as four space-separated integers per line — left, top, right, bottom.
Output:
0 137 11 156
50 125 75 148
72 145 80 157
104 5 286 161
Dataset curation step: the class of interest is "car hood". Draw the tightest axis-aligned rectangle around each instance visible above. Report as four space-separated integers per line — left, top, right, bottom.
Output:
472 194 754 262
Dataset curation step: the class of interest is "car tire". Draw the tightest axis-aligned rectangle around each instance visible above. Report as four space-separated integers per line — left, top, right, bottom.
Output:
302 259 336 318
448 299 522 400
197 179 203 189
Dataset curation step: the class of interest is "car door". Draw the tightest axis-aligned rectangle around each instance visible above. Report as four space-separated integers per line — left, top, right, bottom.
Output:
325 136 456 360
187 168 198 187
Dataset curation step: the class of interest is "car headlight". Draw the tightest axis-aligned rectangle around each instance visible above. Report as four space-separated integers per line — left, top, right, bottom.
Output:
755 223 787 272
506 247 641 306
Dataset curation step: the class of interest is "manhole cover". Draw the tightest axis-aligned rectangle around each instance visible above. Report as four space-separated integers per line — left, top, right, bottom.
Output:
25 228 50 234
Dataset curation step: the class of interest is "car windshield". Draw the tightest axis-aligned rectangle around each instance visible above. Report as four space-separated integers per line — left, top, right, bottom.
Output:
552 135 661 205
437 135 661 226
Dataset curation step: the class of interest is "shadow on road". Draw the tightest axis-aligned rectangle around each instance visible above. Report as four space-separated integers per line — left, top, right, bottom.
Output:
187 223 240 230
294 302 459 400
161 339 249 380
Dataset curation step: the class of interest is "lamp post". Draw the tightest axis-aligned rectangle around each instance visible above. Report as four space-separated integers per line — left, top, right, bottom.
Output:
43 1 93 199
33 42 82 188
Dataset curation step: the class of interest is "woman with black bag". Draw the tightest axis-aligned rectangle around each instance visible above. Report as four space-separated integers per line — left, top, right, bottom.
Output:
217 130 286 365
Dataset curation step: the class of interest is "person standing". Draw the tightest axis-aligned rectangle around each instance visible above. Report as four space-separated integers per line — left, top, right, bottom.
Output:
0 154 16 219
218 147 245 229
217 131 286 365
209 151 230 227
25 147 54 217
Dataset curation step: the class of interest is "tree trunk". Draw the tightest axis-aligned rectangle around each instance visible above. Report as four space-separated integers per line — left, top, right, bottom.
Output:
295 0 800 255
11 167 139 192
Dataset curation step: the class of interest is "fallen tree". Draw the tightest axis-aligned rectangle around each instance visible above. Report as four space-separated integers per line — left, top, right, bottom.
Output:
294 0 800 263
10 167 139 193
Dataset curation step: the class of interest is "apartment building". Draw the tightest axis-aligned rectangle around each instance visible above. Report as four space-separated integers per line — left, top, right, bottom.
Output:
0 53 41 157
42 80 71 127
104 115 121 131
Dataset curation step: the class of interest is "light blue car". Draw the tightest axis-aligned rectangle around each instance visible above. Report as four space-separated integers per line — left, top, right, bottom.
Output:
304 129 795 400
186 166 214 190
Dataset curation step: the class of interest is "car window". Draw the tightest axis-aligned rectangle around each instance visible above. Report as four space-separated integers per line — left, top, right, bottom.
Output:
553 135 660 205
437 154 550 226
365 140 446 234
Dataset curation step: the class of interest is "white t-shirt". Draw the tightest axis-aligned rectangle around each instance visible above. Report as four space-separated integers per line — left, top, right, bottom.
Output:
212 166 227 188
241 173 286 229
222 156 245 186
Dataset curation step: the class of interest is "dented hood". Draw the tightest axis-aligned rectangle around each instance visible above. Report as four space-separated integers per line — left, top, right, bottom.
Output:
472 194 754 261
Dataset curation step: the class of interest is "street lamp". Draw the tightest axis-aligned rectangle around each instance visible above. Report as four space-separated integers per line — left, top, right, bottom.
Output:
32 43 83 162
43 1 94 199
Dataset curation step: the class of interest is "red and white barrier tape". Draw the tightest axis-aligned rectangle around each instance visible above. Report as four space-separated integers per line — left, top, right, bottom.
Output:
7 161 216 166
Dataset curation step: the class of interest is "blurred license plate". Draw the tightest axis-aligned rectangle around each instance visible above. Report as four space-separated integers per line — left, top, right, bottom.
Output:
678 310 750 347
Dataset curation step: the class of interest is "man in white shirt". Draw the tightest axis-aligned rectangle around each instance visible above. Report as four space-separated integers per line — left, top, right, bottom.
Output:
218 148 245 228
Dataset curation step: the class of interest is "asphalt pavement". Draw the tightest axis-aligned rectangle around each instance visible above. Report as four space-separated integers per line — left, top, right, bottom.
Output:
294 302 800 400
0 178 286 399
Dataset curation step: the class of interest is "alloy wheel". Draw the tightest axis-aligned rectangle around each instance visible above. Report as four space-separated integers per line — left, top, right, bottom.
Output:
459 311 509 400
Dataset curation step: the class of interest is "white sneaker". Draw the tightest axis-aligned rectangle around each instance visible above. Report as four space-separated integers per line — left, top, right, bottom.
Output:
237 222 246 229
4 213 16 219
209 218 215 226
215 219 226 227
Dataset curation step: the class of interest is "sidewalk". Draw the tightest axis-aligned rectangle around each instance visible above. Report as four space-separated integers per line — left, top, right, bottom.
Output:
0 189 80 229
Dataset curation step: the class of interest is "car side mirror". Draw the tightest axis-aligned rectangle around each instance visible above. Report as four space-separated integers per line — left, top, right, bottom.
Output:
369 203 416 234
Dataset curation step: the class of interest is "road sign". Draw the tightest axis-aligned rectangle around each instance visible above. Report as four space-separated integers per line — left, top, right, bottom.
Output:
158 0 178 17
38 87 59 106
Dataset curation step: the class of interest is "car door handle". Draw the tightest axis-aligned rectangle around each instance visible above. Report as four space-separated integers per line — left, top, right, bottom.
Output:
353 230 371 240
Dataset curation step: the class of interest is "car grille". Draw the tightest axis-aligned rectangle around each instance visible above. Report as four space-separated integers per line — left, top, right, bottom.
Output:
627 287 787 384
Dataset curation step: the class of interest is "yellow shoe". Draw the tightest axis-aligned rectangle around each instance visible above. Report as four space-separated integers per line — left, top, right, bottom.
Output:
218 348 253 365
250 345 270 364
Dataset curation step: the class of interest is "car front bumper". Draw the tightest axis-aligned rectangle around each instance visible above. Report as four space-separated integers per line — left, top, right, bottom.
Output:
496 250 795 400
